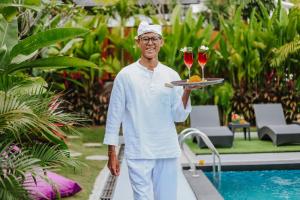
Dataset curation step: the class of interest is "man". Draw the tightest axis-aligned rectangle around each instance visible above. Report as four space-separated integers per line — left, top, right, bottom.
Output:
103 21 192 200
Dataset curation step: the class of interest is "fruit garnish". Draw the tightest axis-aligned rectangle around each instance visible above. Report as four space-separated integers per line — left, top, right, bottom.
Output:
188 75 201 82
199 45 209 52
180 47 188 52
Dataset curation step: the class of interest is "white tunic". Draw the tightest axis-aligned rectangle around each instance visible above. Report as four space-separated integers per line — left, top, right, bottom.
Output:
103 61 191 159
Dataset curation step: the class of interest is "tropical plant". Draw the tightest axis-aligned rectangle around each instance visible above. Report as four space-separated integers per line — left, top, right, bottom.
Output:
256 1 299 75
204 0 275 29
216 7 262 87
271 35 300 67
214 1 300 122
268 4 300 68
40 1 164 125
0 85 84 200
214 82 234 124
257 1 300 121
40 11 114 124
159 5 220 78
22 0 299 126
204 0 235 29
0 141 40 200
241 0 275 19
190 88 214 106
290 0 300 4
0 1 97 199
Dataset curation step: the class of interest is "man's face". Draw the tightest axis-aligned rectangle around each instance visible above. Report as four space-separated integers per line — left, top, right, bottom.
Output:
137 32 163 60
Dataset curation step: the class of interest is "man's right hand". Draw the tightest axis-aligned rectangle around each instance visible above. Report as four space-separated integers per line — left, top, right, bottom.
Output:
107 151 120 176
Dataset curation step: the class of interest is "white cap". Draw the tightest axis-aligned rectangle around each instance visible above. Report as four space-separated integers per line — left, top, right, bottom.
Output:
136 21 162 38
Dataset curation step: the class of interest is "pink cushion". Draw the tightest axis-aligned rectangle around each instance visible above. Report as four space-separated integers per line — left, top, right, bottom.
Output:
25 171 81 200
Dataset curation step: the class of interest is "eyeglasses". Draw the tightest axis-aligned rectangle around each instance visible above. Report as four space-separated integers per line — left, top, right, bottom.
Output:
139 36 162 44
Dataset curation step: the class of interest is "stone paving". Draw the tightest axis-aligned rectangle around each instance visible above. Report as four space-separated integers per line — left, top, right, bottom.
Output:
83 143 103 148
70 150 82 157
67 135 81 139
195 152 300 166
85 155 108 161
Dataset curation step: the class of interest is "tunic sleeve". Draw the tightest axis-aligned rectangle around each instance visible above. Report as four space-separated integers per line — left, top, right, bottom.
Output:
171 73 192 122
103 73 125 146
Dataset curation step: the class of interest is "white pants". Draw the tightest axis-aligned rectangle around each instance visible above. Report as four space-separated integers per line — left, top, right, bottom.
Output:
126 158 178 200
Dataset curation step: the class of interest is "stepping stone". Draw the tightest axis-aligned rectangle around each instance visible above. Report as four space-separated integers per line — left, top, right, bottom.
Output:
85 155 108 161
67 135 81 139
69 150 82 157
83 143 103 148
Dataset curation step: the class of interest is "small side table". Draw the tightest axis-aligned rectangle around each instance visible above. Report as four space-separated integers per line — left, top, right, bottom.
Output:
228 122 251 140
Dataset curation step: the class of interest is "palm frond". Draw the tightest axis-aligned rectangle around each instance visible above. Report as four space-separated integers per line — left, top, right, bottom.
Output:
0 75 47 95
0 88 84 144
0 73 86 200
24 143 82 170
0 75 24 92
0 93 35 139
0 175 30 200
18 92 84 140
0 142 40 200
271 36 300 67
8 77 48 96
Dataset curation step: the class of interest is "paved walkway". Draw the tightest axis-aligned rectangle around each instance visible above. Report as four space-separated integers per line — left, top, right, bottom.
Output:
89 146 199 200
113 158 197 200
195 152 300 165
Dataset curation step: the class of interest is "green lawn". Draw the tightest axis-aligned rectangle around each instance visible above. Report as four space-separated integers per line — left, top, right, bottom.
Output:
186 135 300 155
58 126 107 200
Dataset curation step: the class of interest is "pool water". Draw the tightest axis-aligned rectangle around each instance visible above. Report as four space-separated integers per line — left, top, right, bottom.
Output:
205 170 300 200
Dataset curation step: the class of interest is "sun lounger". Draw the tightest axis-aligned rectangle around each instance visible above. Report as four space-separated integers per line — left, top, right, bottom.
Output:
253 103 300 146
190 105 233 148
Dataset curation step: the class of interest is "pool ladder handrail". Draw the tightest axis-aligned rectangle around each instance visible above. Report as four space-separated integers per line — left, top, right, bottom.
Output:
178 128 221 180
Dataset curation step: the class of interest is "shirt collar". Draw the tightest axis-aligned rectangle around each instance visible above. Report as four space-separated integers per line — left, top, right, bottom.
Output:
136 60 161 73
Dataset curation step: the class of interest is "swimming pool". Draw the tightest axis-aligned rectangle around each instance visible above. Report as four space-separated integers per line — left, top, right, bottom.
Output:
206 170 300 200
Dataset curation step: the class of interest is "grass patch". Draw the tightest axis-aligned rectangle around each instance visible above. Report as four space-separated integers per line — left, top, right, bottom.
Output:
186 135 300 155
58 126 107 200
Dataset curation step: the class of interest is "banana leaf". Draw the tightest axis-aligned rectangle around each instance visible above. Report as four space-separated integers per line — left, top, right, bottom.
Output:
8 77 47 95
0 15 18 51
6 56 98 74
0 45 10 68
0 4 39 12
10 28 89 59
0 6 17 21
0 0 40 11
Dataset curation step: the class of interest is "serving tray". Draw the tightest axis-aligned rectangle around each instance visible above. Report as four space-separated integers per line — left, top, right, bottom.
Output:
170 78 224 88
